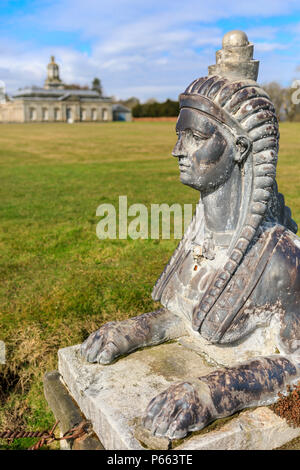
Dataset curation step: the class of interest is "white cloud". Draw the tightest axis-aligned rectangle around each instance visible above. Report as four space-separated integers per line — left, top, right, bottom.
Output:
22 0 300 35
246 26 279 41
255 42 289 52
1 1 300 100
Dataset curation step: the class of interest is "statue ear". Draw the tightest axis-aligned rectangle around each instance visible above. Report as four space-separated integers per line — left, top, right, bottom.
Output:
235 136 252 163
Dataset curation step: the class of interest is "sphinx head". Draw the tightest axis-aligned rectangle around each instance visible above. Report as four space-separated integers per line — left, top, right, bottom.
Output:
173 30 279 195
172 106 251 192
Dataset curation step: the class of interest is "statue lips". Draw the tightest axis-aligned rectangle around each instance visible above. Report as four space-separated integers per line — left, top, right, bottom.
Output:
178 157 190 172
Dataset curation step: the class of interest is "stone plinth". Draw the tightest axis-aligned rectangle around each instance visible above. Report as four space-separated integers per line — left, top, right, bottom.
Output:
57 340 300 450
58 340 214 450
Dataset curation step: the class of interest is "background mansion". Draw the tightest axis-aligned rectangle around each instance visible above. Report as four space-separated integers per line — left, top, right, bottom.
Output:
0 56 131 123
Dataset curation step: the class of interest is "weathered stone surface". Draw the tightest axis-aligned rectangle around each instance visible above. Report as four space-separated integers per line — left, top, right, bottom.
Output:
58 341 300 450
44 371 84 435
208 30 259 80
58 341 214 450
134 418 170 450
175 407 300 450
43 370 104 450
178 317 283 368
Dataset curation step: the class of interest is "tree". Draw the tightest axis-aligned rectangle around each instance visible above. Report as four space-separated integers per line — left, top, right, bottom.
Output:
64 84 89 90
132 98 179 118
122 97 140 109
283 85 300 122
262 82 285 120
92 78 102 95
160 99 179 117
145 98 157 104
262 81 300 122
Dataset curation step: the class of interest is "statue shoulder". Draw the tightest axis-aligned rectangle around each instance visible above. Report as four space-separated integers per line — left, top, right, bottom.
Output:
272 226 300 265
261 225 300 296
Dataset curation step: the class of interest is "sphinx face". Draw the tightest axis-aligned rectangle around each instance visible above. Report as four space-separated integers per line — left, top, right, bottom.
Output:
172 107 237 192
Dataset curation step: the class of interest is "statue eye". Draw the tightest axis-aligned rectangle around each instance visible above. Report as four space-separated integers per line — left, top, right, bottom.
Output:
192 132 208 141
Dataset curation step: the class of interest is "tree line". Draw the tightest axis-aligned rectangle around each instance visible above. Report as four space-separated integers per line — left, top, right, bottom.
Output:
43 79 299 120
262 82 300 121
127 82 300 120
132 99 179 118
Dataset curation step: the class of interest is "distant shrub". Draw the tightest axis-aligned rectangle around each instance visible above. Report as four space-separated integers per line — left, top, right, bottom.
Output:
132 99 179 118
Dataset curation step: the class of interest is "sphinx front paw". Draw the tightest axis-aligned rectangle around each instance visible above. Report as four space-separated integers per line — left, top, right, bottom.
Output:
142 381 212 439
80 321 124 364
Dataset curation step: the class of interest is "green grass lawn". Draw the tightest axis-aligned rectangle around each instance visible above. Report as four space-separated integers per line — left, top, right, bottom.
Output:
0 121 299 449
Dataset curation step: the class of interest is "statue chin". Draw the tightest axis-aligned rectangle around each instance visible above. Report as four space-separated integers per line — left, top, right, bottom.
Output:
179 170 191 184
179 172 217 193
179 171 201 191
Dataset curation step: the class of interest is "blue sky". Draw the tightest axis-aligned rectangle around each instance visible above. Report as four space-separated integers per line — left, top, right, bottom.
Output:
1 0 300 101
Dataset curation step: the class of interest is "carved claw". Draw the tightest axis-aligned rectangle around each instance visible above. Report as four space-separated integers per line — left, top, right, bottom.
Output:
80 322 125 364
80 309 179 365
142 381 212 439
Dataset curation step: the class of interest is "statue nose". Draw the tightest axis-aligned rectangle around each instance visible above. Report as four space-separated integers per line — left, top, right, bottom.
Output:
172 138 184 158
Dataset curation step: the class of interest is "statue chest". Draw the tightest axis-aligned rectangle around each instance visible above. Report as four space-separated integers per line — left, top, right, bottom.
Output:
160 245 227 323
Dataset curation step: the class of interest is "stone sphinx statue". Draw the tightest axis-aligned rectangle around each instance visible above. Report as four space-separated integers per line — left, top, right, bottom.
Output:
81 30 300 440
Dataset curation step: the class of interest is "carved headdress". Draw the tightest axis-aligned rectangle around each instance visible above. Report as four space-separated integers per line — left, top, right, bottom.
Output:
152 31 297 342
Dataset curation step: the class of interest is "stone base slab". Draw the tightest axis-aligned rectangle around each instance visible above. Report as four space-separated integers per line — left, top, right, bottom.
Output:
43 370 104 450
56 340 300 450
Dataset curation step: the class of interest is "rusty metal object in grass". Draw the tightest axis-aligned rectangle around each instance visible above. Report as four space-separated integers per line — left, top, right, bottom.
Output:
0 420 90 450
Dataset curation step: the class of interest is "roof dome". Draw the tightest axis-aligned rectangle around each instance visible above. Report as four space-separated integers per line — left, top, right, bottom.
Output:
44 56 64 89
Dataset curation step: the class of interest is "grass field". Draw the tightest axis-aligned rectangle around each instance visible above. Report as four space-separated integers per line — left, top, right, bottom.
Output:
0 121 299 449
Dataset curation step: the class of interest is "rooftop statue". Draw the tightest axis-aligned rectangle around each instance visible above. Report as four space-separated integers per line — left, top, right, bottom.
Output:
80 30 300 440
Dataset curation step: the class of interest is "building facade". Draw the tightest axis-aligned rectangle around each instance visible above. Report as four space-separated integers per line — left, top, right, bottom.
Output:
112 104 132 121
0 56 120 123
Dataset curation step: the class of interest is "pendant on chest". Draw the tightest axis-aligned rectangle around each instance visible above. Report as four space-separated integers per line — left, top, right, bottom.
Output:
192 234 216 271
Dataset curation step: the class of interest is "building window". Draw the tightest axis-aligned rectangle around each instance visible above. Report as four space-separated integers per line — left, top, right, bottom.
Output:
102 108 108 121
66 107 73 123
29 107 36 121
54 108 60 121
80 108 86 121
42 108 48 121
91 108 97 121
